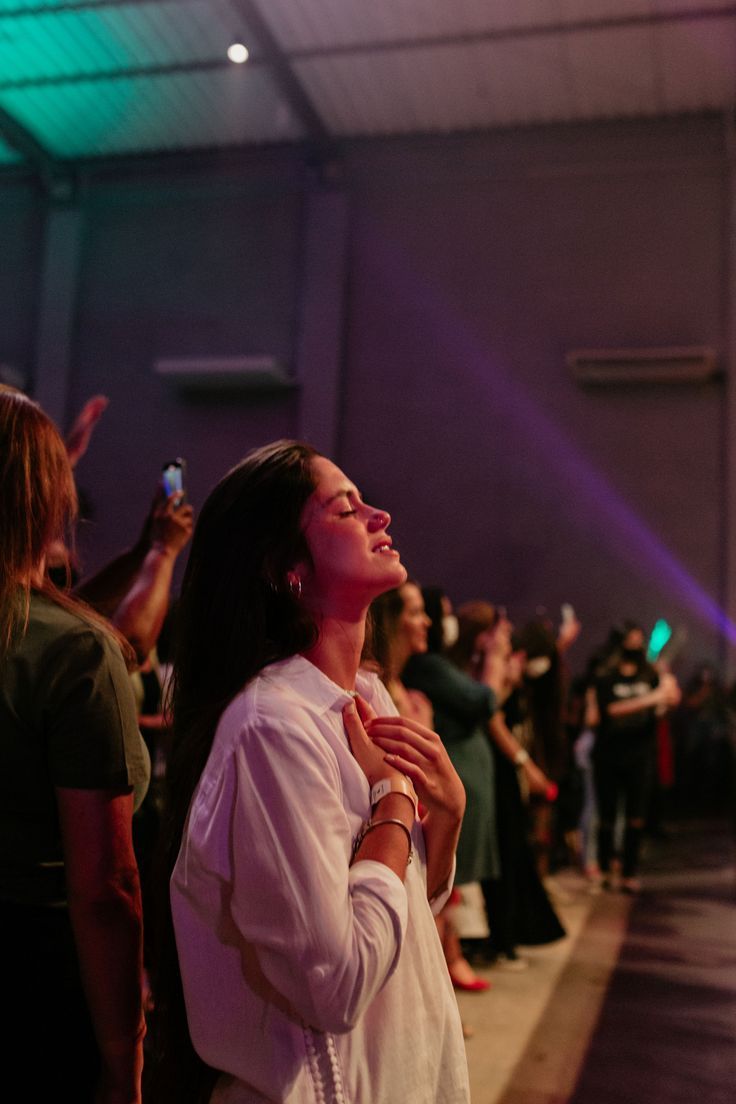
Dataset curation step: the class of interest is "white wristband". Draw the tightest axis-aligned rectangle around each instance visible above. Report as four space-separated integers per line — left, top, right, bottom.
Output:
370 776 418 818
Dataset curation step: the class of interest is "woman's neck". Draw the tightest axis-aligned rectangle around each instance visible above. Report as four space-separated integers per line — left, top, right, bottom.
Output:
302 613 367 691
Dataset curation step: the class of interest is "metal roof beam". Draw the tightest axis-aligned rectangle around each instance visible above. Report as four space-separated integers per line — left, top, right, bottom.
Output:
229 0 332 147
0 58 231 92
0 102 68 194
2 0 732 28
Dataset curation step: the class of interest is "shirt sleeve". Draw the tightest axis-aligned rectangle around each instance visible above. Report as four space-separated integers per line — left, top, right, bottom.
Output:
40 625 149 796
428 853 456 917
405 654 495 728
188 706 409 1035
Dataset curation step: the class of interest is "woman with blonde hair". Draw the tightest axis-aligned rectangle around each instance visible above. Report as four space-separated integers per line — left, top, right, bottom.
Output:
0 386 149 1101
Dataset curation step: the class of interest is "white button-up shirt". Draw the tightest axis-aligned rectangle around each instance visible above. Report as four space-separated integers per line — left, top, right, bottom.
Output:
171 654 469 1104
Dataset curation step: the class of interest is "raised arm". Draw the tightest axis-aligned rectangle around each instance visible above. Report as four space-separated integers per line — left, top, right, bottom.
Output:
74 491 161 616
473 617 513 700
111 496 193 663
604 673 679 718
64 394 109 468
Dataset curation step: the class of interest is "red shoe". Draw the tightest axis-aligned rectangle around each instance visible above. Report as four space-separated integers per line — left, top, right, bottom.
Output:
449 972 491 992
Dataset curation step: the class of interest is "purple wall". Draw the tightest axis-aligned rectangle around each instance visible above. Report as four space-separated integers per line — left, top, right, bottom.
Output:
2 115 728 670
339 116 725 666
69 150 306 574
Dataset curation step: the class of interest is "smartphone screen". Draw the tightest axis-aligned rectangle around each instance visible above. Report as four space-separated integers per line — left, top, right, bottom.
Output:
162 459 186 501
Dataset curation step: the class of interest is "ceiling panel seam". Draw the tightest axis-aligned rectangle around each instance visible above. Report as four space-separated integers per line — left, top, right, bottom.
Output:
0 0 176 17
279 5 736 61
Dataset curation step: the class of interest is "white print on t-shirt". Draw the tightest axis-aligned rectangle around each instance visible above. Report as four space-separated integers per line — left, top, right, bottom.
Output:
612 681 652 699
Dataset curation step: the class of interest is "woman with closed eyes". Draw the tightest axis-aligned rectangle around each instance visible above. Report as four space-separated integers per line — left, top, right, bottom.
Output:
152 441 470 1104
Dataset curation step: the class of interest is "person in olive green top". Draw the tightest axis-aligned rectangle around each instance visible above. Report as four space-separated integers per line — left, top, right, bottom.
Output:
0 386 149 1103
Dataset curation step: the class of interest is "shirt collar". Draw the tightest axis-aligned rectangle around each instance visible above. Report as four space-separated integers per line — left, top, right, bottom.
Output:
263 654 379 716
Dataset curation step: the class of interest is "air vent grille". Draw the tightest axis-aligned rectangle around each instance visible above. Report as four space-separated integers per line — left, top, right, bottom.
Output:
153 355 294 390
567 346 718 386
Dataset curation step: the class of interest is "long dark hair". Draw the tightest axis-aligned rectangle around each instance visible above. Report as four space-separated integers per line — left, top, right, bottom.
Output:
421 587 447 654
149 440 320 1102
368 581 419 682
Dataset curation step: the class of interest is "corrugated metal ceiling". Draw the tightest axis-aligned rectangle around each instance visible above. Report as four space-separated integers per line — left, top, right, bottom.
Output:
0 0 734 172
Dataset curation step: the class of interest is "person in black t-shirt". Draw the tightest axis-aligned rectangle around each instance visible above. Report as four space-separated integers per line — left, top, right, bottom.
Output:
593 622 680 891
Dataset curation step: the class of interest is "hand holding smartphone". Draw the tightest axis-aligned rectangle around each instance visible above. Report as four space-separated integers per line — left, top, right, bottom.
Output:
162 458 186 507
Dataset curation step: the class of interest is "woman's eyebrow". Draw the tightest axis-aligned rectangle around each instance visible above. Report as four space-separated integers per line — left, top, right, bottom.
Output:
321 487 361 507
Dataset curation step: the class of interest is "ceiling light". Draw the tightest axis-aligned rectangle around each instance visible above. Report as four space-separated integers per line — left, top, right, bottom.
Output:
227 42 249 64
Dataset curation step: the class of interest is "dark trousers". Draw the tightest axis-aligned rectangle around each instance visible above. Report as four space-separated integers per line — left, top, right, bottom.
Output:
1 901 99 1100
593 748 654 877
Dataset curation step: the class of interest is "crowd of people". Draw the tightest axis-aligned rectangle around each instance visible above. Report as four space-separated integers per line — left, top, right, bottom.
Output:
2 384 734 1102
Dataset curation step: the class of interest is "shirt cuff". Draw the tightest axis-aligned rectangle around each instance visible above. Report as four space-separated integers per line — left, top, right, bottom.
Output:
429 853 456 917
348 860 409 933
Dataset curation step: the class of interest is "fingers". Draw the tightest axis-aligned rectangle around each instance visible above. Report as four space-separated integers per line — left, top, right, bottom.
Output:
163 492 188 513
342 700 368 754
380 755 429 793
173 502 194 522
366 718 439 760
371 733 437 770
353 693 376 725
83 394 109 421
365 713 436 741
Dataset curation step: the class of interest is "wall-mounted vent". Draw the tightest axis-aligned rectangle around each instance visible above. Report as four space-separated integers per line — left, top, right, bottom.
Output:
153 355 294 390
567 346 719 386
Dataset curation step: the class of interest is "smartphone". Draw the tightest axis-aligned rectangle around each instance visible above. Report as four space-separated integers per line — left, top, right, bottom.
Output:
561 603 576 624
162 458 186 504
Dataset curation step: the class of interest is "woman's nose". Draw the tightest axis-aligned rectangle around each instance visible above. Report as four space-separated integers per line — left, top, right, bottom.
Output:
366 506 390 531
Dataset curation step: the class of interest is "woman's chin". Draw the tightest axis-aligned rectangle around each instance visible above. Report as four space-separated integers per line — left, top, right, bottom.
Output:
372 563 407 597
389 561 409 587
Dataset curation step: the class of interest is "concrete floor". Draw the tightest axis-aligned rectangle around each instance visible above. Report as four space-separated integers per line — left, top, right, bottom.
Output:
459 822 736 1104
458 869 633 1104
